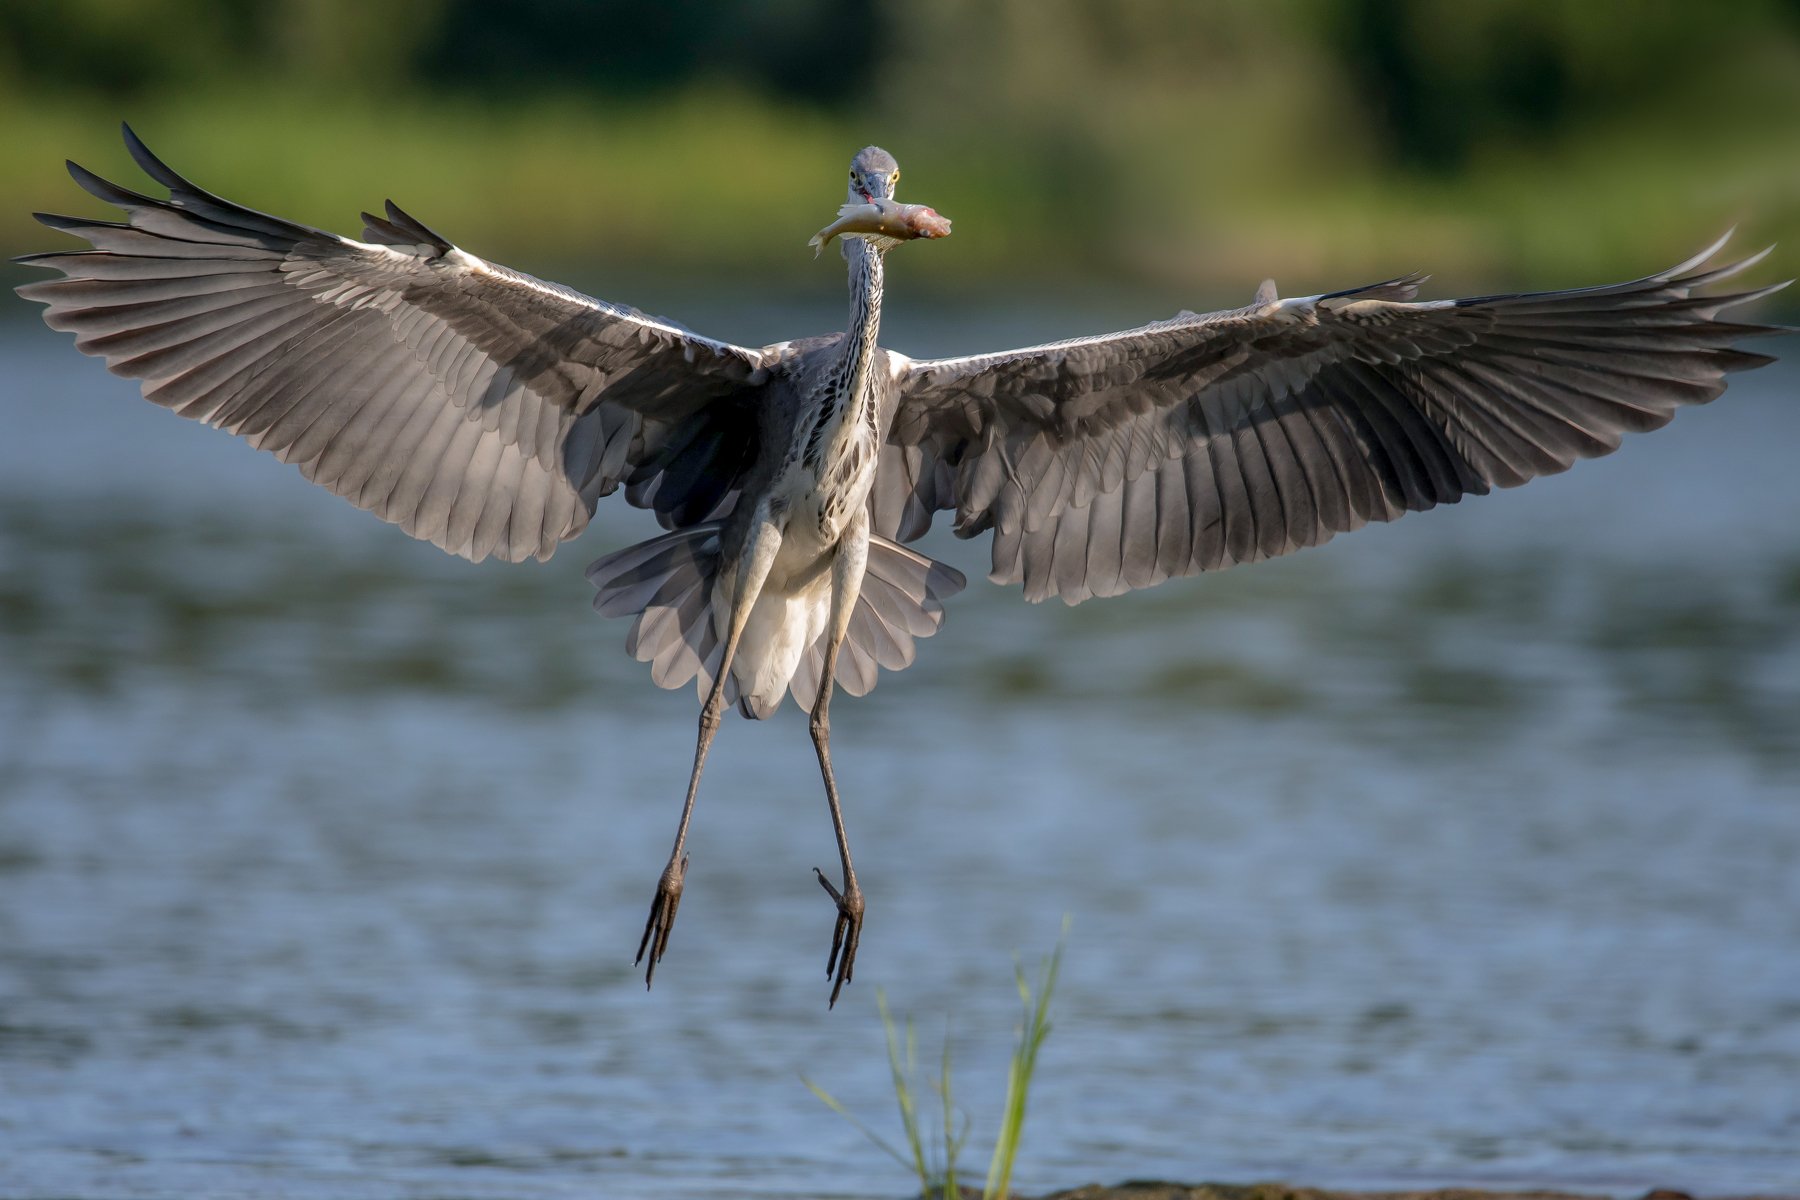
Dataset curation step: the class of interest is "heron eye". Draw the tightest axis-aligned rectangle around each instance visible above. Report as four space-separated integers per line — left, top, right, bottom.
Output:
891 172 899 186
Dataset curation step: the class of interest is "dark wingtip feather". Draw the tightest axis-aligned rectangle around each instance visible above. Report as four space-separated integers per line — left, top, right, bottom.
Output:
1321 271 1429 305
119 122 190 193
381 200 452 254
1717 276 1792 310
1720 349 1779 372
119 121 256 221
1677 245 1777 291
359 210 407 245
1658 228 1736 280
32 210 129 235
65 159 159 209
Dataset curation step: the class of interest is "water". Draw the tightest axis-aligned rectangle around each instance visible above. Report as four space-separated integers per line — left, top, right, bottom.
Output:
0 303 1796 1200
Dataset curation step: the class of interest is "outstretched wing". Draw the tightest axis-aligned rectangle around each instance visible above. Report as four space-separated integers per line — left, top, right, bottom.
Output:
15 124 777 562
879 237 1786 604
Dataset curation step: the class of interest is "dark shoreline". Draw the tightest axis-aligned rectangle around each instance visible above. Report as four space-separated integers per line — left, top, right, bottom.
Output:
1028 1185 1794 1200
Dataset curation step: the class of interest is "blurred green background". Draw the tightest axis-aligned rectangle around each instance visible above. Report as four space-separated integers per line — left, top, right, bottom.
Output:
2 0 1798 304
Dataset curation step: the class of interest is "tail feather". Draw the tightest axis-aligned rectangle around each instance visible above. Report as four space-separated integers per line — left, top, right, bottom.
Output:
589 523 728 698
592 529 717 618
851 599 910 671
838 629 878 698
787 536 966 713
590 527 966 719
648 576 713 689
797 641 827 713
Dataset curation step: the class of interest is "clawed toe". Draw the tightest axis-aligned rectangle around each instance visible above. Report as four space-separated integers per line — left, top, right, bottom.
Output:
637 855 687 987
814 867 864 1008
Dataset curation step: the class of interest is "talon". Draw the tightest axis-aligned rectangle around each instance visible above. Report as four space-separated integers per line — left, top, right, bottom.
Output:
637 855 688 988
816 869 864 1008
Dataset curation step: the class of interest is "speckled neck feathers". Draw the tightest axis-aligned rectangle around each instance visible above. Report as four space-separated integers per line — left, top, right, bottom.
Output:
805 238 885 467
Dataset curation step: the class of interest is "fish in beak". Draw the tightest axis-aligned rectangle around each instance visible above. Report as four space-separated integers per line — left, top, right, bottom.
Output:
809 198 952 257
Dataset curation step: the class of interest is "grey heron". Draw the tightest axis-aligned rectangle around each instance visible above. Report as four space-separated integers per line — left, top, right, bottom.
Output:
16 127 1786 1006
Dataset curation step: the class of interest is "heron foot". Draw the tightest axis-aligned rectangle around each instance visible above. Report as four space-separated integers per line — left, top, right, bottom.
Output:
636 854 687 988
813 866 864 1008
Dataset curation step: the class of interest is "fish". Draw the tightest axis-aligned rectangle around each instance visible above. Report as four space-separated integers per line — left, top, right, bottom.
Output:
808 199 952 256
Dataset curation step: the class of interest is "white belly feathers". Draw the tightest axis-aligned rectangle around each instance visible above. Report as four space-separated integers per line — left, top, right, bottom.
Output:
720 422 880 717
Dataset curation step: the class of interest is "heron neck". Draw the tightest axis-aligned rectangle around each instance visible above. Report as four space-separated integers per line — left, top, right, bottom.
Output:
804 237 886 469
838 237 885 406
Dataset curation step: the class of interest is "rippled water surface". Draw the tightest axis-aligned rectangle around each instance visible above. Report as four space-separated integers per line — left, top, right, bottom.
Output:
0 306 1797 1199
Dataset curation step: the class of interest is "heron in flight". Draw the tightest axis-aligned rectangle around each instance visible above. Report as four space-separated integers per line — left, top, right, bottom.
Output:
18 127 1785 1005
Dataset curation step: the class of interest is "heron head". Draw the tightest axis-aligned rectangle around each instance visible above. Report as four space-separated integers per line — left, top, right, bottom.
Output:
810 147 949 258
848 146 900 205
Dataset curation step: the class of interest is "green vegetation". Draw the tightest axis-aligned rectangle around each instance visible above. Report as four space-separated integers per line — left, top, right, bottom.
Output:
804 922 1068 1200
805 994 971 1198
985 928 1065 1200
3 2 1797 301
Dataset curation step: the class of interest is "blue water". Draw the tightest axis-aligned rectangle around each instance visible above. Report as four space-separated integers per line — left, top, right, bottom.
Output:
0 304 1796 1199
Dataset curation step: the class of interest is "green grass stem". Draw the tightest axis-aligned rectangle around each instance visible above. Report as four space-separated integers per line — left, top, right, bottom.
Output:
984 915 1068 1200
805 919 1069 1200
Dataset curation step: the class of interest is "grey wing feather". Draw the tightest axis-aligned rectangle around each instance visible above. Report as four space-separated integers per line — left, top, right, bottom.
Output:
881 234 1787 604
15 124 775 562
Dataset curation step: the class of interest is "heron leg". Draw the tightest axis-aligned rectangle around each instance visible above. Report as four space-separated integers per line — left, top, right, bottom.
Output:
638 517 782 988
810 520 869 1008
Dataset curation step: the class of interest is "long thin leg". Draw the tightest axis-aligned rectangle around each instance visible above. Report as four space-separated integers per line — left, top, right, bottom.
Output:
811 519 869 1008
638 517 782 987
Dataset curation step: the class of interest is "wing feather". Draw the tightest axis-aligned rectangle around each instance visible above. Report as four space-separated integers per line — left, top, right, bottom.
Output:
886 241 1784 603
15 125 775 562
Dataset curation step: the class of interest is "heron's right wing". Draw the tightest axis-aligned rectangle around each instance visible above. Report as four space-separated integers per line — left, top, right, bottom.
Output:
16 125 777 563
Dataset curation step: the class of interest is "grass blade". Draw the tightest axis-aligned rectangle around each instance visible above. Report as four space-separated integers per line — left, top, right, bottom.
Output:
879 989 931 1192
805 924 1068 1200
983 916 1068 1200
800 1073 916 1175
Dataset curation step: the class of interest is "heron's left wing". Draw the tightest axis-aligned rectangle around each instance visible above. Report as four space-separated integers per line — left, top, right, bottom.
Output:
879 238 1785 604
16 125 776 562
